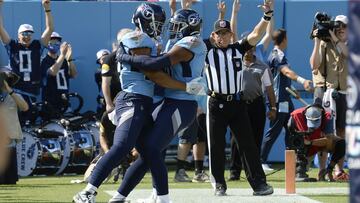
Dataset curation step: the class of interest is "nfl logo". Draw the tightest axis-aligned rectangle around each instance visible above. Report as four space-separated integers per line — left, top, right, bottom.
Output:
220 21 226 28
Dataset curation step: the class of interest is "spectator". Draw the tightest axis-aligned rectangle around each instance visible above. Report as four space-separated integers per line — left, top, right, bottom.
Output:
0 67 29 184
310 14 349 181
94 48 110 117
101 29 132 113
0 0 54 124
41 32 77 118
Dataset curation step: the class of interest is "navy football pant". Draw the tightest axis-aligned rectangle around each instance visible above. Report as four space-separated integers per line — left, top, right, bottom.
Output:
261 101 294 163
118 98 197 196
89 92 153 188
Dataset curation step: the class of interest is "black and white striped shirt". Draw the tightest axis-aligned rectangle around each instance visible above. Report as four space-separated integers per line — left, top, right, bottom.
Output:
204 39 253 95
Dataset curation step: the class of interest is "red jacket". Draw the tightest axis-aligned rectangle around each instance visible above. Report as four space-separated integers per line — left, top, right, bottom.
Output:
290 107 332 156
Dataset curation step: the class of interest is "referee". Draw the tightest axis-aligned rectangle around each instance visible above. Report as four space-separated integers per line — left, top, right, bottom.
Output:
205 0 274 196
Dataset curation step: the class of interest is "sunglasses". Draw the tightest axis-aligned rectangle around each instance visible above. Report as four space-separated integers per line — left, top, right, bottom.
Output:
49 41 61 46
20 31 33 37
336 22 347 29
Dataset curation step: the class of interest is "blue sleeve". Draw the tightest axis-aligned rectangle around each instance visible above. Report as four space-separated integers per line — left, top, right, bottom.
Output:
176 36 195 50
274 55 288 72
255 43 266 63
4 39 15 56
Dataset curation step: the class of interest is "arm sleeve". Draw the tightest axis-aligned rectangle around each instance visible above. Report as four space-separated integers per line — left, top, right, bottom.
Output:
117 54 171 71
203 39 213 51
235 37 254 55
4 39 15 55
261 67 272 87
101 54 114 77
275 55 289 73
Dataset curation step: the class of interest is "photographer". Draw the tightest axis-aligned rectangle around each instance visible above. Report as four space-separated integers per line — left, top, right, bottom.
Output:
0 67 28 184
310 13 348 181
288 103 345 182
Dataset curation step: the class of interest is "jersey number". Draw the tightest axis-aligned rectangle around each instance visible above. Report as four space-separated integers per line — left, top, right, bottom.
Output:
56 69 68 90
19 50 32 80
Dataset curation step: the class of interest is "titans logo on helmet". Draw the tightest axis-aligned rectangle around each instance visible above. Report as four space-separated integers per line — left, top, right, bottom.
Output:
188 13 200 26
141 4 154 20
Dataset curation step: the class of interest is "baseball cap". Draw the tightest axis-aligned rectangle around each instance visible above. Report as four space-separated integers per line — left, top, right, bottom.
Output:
50 32 62 41
305 106 322 128
96 49 110 60
213 20 231 33
335 15 348 25
18 24 34 34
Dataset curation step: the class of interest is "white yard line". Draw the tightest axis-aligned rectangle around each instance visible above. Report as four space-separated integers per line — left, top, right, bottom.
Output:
104 187 348 203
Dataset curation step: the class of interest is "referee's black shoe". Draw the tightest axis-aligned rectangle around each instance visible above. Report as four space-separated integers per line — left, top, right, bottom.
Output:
253 184 274 196
228 171 240 181
214 183 227 196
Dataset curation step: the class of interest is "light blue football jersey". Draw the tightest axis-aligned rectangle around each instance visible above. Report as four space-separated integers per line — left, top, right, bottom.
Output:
119 31 158 97
164 35 207 101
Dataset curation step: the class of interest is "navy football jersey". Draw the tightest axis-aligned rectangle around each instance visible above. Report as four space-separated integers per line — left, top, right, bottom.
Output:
41 55 70 108
268 47 292 103
5 39 45 95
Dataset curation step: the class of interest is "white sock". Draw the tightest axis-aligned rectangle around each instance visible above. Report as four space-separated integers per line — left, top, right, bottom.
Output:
110 191 126 200
157 194 170 203
84 183 97 194
150 188 158 199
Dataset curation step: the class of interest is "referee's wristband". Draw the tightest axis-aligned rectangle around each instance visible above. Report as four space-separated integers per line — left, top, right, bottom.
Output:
296 76 306 85
9 90 15 96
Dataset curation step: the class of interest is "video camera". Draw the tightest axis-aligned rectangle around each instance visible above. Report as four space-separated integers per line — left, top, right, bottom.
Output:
0 71 20 90
288 130 312 151
310 12 340 40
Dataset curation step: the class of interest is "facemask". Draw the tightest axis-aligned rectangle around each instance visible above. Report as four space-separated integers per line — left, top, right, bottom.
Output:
47 43 60 54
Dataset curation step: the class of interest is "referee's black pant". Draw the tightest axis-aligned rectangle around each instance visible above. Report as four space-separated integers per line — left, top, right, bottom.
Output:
230 96 266 174
207 96 267 191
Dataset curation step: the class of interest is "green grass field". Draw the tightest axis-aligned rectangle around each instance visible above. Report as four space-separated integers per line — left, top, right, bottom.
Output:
0 165 349 203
